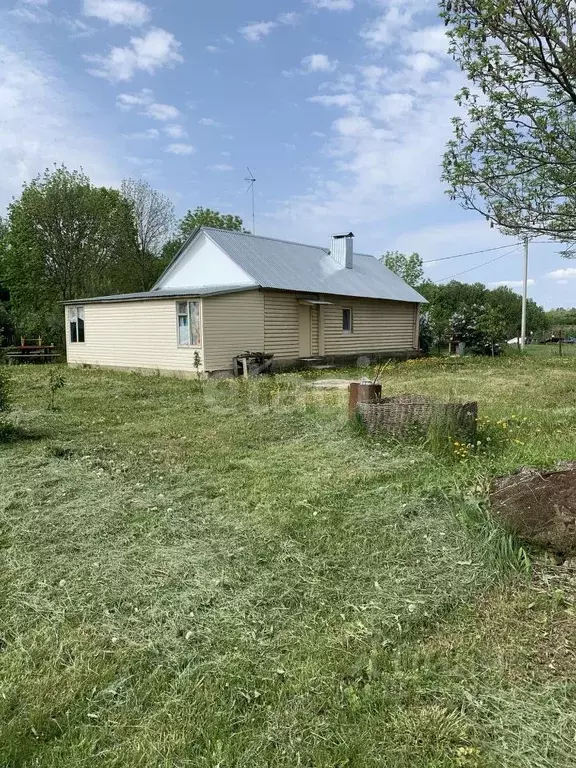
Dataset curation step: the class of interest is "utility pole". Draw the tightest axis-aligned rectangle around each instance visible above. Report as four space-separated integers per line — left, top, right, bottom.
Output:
520 236 529 350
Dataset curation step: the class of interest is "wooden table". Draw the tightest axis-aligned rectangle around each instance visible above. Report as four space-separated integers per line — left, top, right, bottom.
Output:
6 345 59 365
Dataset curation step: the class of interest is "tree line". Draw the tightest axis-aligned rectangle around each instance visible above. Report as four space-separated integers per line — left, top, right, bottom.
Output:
382 251 549 352
0 166 246 345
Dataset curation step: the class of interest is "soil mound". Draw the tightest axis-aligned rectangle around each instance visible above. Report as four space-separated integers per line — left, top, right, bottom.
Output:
490 463 576 555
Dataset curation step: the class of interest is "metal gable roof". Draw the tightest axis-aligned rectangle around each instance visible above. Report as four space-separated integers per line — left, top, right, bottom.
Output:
202 228 427 303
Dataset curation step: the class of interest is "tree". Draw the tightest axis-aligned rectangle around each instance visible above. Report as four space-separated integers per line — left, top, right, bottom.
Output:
381 251 424 287
487 286 548 337
2 166 139 342
162 207 248 265
546 307 576 328
121 179 175 290
477 305 508 355
417 279 548 350
441 0 576 244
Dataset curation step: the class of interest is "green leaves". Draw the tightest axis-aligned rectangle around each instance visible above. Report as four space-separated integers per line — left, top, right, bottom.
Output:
381 251 424 287
2 165 140 342
441 0 576 242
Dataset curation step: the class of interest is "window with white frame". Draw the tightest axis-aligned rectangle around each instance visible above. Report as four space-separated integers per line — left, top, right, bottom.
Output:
69 306 85 343
342 307 353 334
177 301 201 346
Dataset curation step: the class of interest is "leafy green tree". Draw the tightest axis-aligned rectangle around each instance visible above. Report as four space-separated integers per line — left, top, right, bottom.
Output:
382 251 424 287
487 286 548 338
162 207 248 265
120 178 175 290
546 307 576 328
477 306 508 355
3 166 139 342
441 0 576 243
418 279 548 350
0 219 13 346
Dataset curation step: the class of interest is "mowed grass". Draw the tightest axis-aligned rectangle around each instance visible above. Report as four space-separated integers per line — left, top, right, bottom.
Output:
1 358 576 767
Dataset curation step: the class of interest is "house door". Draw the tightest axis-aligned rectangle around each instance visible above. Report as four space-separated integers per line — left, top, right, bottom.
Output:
298 305 312 358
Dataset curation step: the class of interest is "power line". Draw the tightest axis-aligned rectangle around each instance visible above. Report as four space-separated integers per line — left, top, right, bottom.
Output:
434 246 521 283
422 242 522 264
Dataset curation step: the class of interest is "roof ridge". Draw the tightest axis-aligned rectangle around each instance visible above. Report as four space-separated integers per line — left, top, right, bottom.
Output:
202 226 374 258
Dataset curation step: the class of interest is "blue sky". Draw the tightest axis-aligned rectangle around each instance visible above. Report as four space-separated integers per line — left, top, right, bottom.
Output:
0 0 574 308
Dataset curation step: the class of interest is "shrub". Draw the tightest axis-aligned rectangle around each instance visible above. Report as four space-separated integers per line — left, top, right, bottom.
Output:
47 368 65 411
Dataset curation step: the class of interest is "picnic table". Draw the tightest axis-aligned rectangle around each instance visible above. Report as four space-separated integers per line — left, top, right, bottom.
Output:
6 338 59 365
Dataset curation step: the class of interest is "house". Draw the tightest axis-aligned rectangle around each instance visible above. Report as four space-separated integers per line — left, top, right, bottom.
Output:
64 228 427 376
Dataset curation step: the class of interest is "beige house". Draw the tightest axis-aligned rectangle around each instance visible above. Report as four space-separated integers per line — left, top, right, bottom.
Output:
64 228 426 376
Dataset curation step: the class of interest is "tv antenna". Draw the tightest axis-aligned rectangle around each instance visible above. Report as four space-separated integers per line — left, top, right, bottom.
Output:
245 167 256 234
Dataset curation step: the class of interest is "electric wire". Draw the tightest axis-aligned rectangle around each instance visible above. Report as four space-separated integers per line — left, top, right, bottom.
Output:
434 246 521 283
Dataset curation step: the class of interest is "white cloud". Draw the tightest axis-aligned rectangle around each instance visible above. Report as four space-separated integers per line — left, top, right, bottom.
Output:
306 0 354 10
0 40 120 213
144 102 180 121
165 143 195 155
308 92 360 110
62 18 94 37
85 27 183 81
82 0 150 27
221 150 231 157
239 21 277 42
116 88 153 109
9 0 52 24
405 51 441 75
556 279 569 285
10 2 96 35
209 164 234 172
361 0 434 47
123 128 159 139
205 45 221 53
301 54 338 73
116 89 179 121
407 25 449 56
278 11 300 25
164 124 187 138
199 117 223 127
547 267 576 280
489 279 536 288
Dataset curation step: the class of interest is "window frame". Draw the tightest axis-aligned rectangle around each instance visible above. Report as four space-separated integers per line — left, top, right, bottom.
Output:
342 307 353 335
176 300 202 348
69 306 85 344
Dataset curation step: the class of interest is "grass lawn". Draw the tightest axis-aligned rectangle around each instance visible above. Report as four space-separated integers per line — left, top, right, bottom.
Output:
523 343 576 358
1 357 576 767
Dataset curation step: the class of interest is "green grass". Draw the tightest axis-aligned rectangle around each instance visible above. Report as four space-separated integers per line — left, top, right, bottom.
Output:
523 342 576 358
1 359 576 767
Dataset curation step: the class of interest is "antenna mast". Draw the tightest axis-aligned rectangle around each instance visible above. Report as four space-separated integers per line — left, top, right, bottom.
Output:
245 167 256 234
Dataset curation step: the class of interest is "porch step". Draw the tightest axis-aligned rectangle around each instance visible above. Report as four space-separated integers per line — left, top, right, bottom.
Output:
299 358 336 371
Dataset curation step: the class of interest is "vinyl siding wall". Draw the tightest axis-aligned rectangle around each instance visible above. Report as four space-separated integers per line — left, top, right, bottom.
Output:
323 297 417 354
263 291 418 359
263 292 300 360
65 299 203 374
202 290 265 371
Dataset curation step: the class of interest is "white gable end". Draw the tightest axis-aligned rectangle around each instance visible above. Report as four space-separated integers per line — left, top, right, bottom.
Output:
154 231 256 291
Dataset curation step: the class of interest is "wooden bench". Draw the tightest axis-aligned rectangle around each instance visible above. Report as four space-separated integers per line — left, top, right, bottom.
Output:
6 345 59 365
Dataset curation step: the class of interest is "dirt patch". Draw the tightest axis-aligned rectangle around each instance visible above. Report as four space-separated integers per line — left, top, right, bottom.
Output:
491 463 576 555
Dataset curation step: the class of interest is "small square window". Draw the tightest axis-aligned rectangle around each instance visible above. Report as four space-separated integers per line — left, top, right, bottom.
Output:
342 308 353 334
